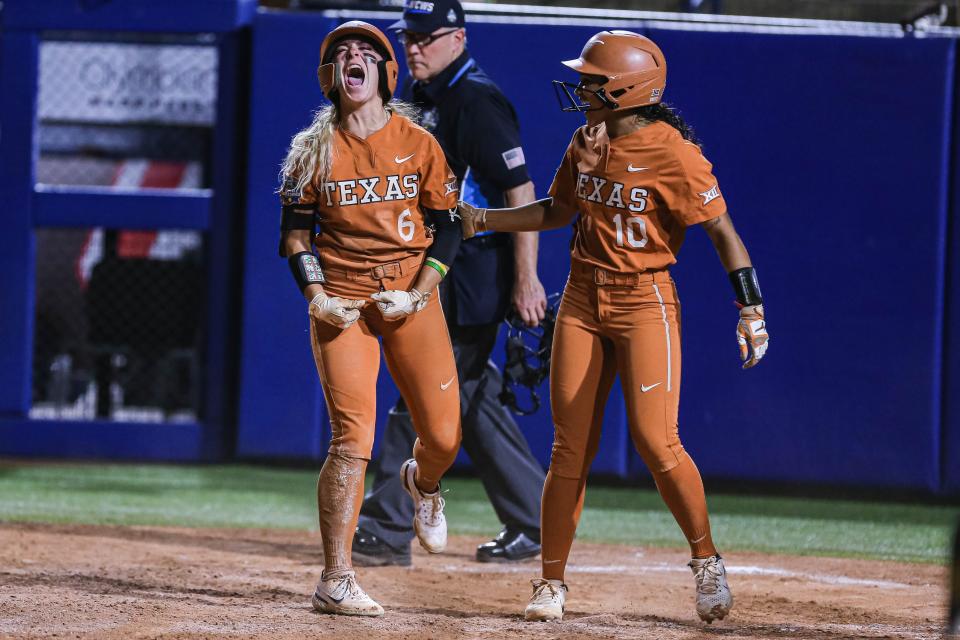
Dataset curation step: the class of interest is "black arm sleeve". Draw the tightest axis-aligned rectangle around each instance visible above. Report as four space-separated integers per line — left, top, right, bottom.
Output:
423 206 462 270
278 204 317 258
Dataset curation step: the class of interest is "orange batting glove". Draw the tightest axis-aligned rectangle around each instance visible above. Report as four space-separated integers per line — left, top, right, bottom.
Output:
458 201 487 240
737 304 768 369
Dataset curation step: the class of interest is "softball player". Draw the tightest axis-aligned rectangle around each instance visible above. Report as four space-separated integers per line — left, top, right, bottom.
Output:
279 21 463 616
460 30 769 623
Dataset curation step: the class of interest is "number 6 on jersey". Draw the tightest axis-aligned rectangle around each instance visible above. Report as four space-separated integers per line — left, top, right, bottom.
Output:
398 208 414 242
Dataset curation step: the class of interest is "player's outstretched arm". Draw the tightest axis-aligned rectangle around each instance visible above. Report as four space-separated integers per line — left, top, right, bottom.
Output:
459 197 577 239
700 213 769 369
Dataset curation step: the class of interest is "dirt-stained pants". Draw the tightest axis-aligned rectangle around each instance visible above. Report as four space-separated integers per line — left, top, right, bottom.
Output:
541 262 716 581
309 257 461 575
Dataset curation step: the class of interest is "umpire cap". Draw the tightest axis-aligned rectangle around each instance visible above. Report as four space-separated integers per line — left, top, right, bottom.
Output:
389 0 466 33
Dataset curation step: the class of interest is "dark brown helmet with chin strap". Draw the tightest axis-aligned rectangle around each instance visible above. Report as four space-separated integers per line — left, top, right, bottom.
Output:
317 21 399 103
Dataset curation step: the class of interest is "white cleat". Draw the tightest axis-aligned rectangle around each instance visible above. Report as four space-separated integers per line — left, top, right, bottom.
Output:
311 571 384 617
689 555 733 623
524 578 567 621
400 458 447 553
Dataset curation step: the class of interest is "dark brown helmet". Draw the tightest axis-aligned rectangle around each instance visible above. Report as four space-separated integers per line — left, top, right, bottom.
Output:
317 21 399 103
560 30 666 111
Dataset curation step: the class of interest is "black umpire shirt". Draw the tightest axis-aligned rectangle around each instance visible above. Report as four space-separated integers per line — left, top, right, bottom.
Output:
402 49 531 326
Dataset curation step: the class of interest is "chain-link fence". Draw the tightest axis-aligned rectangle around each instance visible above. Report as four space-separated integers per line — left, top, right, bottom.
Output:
36 36 217 189
31 34 215 422
31 228 206 422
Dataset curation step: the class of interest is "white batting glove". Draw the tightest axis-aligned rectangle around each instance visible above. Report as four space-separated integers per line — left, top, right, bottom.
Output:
737 304 768 369
309 292 366 330
371 288 428 321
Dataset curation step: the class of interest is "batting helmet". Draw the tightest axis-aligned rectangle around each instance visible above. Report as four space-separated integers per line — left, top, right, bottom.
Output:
553 30 666 112
317 21 399 104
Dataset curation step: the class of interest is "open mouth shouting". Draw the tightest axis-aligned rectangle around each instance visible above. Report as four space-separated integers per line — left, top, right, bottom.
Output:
345 62 366 89
328 36 384 103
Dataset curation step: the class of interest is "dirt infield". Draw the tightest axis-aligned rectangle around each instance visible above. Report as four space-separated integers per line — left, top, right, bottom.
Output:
0 522 948 639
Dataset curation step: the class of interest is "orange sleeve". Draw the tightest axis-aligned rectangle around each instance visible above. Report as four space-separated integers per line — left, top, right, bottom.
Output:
659 141 726 227
280 174 319 208
418 134 458 210
547 129 581 212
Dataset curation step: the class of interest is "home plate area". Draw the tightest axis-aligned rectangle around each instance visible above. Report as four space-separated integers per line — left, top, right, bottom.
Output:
0 523 946 639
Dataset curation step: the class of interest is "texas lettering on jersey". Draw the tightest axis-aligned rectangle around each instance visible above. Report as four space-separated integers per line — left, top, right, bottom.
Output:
279 114 457 271
314 174 420 207
549 121 726 274
574 171 649 213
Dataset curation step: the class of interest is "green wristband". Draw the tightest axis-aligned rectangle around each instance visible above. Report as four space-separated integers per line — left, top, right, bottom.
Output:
425 257 449 278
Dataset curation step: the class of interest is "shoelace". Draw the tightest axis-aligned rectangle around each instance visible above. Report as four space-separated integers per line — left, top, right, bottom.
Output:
328 573 367 601
691 558 723 594
530 579 565 605
419 492 445 526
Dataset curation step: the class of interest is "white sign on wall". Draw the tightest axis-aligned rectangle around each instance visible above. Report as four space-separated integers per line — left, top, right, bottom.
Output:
39 41 218 125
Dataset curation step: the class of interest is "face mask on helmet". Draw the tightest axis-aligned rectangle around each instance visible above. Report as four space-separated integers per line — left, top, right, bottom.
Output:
552 77 619 113
554 30 667 116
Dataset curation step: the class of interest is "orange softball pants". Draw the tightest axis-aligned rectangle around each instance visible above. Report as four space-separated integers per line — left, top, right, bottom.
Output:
309 255 461 488
540 261 717 581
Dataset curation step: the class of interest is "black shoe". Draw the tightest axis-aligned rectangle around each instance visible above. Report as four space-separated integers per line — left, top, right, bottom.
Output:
352 527 412 567
475 528 541 563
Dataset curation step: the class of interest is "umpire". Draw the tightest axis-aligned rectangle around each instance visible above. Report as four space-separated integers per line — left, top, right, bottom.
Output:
353 0 547 566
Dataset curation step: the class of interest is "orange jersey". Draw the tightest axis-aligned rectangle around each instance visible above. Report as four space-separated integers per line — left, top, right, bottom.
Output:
548 120 726 273
282 114 458 271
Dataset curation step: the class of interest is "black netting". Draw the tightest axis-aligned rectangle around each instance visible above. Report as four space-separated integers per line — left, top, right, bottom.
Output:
31 34 214 421
31 228 206 422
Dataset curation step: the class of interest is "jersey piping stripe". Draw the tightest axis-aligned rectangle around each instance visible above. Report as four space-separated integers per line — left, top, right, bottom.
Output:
447 58 475 87
652 283 672 392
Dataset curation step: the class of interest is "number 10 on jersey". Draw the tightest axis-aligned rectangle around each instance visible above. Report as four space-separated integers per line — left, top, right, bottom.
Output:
613 213 648 248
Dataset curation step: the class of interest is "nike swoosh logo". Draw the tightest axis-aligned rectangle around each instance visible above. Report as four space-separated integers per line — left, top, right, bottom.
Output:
316 590 345 604
440 376 455 391
640 382 661 393
395 153 415 163
627 165 648 172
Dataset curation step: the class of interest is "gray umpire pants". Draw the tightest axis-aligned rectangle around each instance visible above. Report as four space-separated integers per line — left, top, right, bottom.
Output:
357 322 545 549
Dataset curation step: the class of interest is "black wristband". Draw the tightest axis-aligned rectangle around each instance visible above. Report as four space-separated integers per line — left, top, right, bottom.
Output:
729 267 763 307
423 206 462 269
288 251 325 293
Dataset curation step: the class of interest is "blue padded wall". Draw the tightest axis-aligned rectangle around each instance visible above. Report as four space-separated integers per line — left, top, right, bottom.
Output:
638 29 953 491
0 30 37 417
237 11 956 490
470 24 954 490
944 48 960 495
